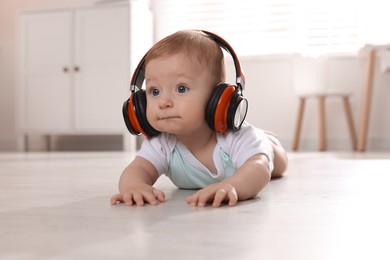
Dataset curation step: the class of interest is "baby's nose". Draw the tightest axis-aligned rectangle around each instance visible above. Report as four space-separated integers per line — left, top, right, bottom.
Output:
159 95 173 108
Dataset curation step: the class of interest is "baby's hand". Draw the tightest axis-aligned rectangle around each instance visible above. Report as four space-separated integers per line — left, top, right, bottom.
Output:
186 182 238 207
111 183 165 206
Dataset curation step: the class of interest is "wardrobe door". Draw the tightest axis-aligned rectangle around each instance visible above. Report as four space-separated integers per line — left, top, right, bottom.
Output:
73 6 129 130
20 11 72 131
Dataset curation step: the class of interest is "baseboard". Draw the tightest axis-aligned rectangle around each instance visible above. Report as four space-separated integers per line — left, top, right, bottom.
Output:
365 138 390 151
1 136 389 152
0 135 124 152
285 138 390 152
0 137 18 151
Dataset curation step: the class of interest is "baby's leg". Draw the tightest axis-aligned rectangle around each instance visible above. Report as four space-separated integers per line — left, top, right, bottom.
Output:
265 132 288 178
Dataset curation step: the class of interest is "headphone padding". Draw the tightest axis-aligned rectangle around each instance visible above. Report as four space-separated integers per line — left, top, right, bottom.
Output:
206 83 230 132
123 97 141 135
132 91 160 137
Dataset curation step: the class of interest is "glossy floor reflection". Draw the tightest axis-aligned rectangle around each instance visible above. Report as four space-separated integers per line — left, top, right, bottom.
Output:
1 151 389 259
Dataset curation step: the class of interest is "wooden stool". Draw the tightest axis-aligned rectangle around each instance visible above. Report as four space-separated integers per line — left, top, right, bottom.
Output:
291 55 357 151
292 94 357 151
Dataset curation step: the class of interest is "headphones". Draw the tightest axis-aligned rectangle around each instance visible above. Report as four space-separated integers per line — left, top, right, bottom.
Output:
122 30 248 138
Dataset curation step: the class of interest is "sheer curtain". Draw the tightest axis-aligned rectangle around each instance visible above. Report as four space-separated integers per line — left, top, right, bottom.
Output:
151 0 390 56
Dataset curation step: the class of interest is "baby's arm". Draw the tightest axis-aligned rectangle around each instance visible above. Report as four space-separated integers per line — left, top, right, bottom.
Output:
111 156 165 206
186 153 271 207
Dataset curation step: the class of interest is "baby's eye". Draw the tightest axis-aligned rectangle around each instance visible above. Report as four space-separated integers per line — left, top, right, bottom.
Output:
177 85 189 93
149 88 160 96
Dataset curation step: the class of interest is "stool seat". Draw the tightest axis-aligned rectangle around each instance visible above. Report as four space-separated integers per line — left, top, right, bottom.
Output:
296 88 352 98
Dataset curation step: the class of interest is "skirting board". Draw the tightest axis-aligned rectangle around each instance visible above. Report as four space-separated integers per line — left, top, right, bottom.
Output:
283 138 390 152
1 136 390 152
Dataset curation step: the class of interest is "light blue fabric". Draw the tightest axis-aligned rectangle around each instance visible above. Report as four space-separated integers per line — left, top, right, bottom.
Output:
136 123 275 190
167 146 236 189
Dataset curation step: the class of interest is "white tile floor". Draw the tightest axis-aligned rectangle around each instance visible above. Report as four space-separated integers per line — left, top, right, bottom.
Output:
1 151 390 260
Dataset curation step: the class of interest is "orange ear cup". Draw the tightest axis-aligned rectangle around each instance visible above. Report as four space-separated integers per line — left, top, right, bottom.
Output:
122 92 160 137
127 96 143 135
123 96 143 136
214 85 236 133
206 84 238 133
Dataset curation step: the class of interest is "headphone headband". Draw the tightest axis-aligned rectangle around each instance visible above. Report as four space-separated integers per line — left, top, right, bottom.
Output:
129 30 245 92
130 53 147 92
200 30 245 90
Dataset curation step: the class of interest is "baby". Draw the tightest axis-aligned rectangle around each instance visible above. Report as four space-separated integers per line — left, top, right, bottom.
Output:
111 30 287 207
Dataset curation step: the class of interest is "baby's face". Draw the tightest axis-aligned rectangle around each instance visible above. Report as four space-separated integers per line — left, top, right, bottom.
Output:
145 53 214 136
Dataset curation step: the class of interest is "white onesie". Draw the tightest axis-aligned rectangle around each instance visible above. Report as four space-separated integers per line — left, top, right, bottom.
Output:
137 122 274 189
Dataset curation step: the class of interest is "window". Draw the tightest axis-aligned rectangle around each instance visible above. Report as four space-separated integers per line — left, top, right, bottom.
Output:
151 0 390 56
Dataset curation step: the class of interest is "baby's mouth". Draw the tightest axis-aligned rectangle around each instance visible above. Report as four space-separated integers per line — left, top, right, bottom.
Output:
158 116 180 120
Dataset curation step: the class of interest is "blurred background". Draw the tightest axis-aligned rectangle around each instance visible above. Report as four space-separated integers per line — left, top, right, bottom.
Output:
1 0 390 152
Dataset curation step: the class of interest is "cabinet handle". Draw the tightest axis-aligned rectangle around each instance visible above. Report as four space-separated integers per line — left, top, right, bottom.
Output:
63 67 69 73
74 66 80 72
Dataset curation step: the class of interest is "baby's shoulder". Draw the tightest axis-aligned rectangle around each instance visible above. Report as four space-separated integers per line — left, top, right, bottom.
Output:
220 122 264 140
141 133 177 153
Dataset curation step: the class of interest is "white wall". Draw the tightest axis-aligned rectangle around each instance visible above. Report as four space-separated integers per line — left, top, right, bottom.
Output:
1 0 389 151
225 54 390 151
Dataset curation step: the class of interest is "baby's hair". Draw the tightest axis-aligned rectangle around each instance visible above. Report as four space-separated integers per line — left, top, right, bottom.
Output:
144 30 226 87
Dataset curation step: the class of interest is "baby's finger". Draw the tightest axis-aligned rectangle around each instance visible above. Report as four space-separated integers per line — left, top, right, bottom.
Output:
132 193 145 206
197 191 213 207
227 189 238 206
212 189 227 207
143 192 158 205
153 189 166 202
110 194 122 205
123 193 134 206
186 192 199 206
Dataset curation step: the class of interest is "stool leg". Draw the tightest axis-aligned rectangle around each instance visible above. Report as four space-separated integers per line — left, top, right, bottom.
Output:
292 97 305 151
357 49 376 152
318 96 326 151
343 96 358 150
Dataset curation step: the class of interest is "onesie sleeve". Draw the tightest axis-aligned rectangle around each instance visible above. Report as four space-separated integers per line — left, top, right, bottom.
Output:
136 134 176 176
218 123 274 172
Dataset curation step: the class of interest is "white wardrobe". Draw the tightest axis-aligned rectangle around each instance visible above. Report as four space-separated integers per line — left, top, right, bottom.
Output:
18 4 133 150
